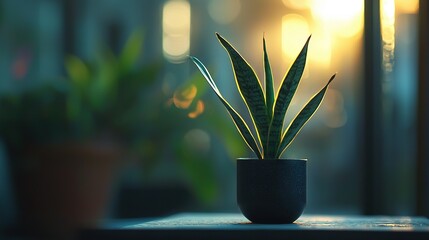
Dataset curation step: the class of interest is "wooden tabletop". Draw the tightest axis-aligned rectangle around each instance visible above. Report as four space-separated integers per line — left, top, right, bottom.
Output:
79 213 429 240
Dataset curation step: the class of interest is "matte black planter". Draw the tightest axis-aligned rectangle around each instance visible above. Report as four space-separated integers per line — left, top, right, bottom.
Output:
237 158 307 224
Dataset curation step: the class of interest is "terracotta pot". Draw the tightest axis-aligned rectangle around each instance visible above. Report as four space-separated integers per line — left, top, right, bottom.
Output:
237 158 307 224
10 141 123 239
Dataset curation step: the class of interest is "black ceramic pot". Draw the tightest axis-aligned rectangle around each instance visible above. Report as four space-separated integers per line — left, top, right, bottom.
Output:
237 158 307 224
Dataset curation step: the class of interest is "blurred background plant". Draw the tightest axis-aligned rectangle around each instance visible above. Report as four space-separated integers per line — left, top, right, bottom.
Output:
0 26 246 237
63 31 160 145
0 31 160 151
66 29 246 211
0 30 166 238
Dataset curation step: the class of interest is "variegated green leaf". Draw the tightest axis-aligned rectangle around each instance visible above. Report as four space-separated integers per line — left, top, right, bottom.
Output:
266 36 311 158
264 36 275 123
190 56 263 159
189 57 219 93
216 33 269 154
276 73 336 158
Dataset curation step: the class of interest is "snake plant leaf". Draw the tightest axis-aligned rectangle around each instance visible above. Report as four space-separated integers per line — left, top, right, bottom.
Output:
264 36 275 123
266 35 311 158
189 56 219 93
190 56 263 159
276 73 336 158
216 33 269 154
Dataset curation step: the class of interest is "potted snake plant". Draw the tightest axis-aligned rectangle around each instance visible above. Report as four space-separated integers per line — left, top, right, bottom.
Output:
190 33 336 223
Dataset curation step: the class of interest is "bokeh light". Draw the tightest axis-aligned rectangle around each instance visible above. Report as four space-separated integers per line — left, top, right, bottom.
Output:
381 0 395 73
184 129 211 153
282 0 312 10
188 100 205 119
308 30 332 68
163 0 191 63
208 0 241 25
310 0 364 38
173 84 197 109
396 0 418 14
282 14 310 60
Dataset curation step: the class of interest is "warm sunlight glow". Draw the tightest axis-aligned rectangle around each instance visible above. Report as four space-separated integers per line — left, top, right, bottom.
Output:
282 0 311 10
310 0 363 38
396 0 418 14
208 0 241 25
381 0 395 72
163 0 191 63
309 31 332 67
282 14 310 60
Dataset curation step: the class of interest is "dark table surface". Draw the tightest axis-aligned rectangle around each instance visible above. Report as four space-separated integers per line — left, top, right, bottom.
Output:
79 213 429 240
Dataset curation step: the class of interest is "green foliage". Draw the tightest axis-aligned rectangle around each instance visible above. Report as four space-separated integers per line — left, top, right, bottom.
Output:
63 31 161 141
0 31 161 150
264 37 275 124
191 33 336 159
0 31 239 207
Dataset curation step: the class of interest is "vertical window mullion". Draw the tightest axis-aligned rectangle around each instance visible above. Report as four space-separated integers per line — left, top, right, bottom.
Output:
363 0 384 215
417 0 429 217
